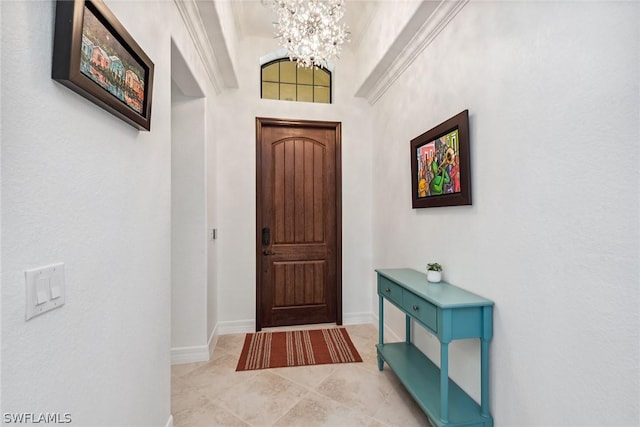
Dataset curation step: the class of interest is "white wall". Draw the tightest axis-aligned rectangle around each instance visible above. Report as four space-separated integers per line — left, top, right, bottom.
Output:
169 18 220 350
371 1 639 425
171 85 208 349
214 36 374 330
207 106 218 344
1 0 217 423
350 0 422 90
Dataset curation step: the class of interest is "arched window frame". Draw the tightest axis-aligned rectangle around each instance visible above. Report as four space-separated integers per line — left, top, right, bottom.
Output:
260 57 333 104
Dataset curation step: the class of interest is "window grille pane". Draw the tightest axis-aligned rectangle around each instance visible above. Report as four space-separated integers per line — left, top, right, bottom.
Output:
280 61 297 84
314 68 330 86
298 67 313 85
280 83 296 101
262 82 279 100
314 86 330 103
262 63 279 82
298 85 313 102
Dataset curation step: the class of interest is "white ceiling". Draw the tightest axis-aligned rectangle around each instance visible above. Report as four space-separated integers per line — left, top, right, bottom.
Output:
230 0 379 46
186 0 455 101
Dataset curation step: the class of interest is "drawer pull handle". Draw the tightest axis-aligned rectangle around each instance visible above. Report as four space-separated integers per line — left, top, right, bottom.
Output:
412 305 420 311
385 288 391 293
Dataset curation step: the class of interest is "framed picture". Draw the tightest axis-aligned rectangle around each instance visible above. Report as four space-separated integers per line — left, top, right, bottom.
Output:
410 110 471 208
52 0 154 131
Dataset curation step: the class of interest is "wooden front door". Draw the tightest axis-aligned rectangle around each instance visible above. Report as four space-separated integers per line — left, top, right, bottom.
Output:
256 118 342 331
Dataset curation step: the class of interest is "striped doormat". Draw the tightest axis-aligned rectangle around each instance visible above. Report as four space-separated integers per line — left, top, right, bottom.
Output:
235 328 362 371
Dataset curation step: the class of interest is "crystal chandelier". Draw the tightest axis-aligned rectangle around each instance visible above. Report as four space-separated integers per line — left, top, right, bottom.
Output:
271 0 349 68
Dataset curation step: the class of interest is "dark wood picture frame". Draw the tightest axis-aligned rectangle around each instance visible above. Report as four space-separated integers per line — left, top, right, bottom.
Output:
52 0 154 131
410 110 471 208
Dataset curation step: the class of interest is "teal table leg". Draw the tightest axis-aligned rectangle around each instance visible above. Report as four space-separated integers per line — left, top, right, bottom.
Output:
481 338 490 417
405 315 411 344
481 305 493 419
378 296 384 371
440 342 449 423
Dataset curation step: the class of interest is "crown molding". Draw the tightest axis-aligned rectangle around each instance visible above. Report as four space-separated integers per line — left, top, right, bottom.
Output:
355 0 469 105
174 0 239 94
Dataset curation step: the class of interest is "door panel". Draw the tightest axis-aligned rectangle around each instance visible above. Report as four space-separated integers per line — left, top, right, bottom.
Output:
272 262 325 307
256 118 341 330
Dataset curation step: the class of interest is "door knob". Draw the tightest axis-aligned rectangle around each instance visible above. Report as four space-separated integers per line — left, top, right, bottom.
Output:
262 249 274 256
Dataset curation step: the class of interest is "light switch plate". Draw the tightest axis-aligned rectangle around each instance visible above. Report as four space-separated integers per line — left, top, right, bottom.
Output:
25 263 65 320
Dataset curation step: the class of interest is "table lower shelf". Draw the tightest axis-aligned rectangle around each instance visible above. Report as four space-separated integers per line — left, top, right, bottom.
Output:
377 342 492 427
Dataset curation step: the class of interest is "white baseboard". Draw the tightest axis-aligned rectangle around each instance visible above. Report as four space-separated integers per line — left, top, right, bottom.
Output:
165 414 173 427
170 344 210 365
343 312 375 325
170 325 220 365
208 323 219 358
171 340 212 365
216 319 255 335
214 313 375 335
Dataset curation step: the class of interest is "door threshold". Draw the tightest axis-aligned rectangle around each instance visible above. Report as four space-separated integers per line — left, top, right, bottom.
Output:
261 323 339 332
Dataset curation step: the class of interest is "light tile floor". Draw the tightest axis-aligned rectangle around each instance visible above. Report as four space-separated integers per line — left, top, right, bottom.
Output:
171 324 433 427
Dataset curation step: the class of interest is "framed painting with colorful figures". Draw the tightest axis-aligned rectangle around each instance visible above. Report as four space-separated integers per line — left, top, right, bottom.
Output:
52 0 154 131
410 110 471 208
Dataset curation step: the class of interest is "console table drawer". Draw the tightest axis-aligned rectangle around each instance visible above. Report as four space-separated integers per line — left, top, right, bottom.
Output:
403 290 438 332
378 276 403 306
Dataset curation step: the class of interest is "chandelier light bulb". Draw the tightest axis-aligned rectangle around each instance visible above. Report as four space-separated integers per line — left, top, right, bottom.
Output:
272 0 349 68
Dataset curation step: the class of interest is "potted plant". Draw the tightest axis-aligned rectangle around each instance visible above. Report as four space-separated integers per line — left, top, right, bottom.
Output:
426 263 442 283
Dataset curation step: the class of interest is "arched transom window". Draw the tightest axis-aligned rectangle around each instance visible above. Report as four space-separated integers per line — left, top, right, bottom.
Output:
261 59 332 104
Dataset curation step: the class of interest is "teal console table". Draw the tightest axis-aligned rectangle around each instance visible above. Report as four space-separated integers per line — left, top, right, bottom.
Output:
376 268 494 427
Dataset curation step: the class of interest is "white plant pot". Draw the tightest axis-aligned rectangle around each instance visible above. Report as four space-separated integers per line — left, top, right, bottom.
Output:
427 270 442 283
